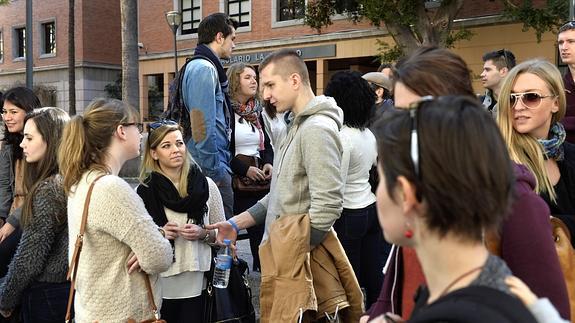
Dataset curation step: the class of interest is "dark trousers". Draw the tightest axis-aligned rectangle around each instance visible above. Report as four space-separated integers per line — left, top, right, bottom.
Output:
234 190 267 272
333 203 391 308
161 293 205 323
20 281 70 323
0 228 22 278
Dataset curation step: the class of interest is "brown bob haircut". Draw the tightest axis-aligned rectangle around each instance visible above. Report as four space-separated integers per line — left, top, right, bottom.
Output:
393 46 476 99
373 96 514 242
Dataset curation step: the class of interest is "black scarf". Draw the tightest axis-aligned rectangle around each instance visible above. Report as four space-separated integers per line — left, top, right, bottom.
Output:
142 168 209 226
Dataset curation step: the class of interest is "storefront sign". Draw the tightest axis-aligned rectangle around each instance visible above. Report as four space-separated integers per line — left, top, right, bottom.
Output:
220 44 336 66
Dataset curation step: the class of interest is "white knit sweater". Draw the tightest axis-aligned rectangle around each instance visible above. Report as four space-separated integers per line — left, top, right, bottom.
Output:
67 171 172 323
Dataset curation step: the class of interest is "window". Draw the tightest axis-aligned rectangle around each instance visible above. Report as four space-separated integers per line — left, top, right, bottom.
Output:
147 74 165 121
41 21 56 55
0 31 3 62
181 0 201 35
227 0 250 28
14 27 25 58
278 0 305 22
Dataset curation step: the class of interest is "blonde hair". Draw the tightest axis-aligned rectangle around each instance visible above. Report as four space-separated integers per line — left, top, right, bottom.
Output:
497 59 566 202
58 98 139 194
138 124 191 197
226 62 259 102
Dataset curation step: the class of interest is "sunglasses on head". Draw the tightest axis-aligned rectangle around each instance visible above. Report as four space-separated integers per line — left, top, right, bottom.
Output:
407 95 435 178
509 92 557 109
148 119 178 132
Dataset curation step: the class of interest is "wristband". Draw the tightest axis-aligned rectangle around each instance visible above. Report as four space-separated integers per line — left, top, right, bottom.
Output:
227 219 240 233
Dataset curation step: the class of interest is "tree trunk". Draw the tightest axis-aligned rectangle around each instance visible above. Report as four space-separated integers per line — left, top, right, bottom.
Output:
120 0 139 110
68 0 76 115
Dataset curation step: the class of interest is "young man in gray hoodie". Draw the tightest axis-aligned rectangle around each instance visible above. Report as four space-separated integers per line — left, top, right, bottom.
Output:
208 48 344 247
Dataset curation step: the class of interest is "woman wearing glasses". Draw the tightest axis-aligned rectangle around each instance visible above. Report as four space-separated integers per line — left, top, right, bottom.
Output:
362 47 570 322
137 120 225 323
498 59 575 248
58 98 172 322
226 63 274 272
371 96 537 322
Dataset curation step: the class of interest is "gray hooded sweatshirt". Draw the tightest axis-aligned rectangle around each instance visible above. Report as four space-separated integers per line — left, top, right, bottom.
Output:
248 95 344 245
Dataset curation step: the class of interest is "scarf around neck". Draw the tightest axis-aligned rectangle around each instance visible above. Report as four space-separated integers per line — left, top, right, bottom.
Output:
231 98 265 150
539 122 566 161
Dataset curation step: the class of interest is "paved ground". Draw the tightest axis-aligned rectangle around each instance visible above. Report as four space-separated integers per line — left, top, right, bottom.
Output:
236 237 261 319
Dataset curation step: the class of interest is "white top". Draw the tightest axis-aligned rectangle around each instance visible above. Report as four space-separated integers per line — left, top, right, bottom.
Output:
261 110 287 150
68 172 172 323
340 126 377 209
161 178 225 299
234 113 261 157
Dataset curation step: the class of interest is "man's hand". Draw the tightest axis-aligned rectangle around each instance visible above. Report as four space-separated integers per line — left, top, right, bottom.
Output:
0 223 15 243
205 220 237 245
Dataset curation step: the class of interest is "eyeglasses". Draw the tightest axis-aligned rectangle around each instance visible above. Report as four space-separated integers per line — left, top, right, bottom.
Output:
148 119 178 132
509 92 557 109
121 122 144 133
407 95 435 177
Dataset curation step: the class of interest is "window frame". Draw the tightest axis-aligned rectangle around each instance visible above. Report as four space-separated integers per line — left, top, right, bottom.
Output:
13 26 25 60
271 0 347 29
0 30 4 64
179 0 202 39
219 0 252 33
39 20 56 58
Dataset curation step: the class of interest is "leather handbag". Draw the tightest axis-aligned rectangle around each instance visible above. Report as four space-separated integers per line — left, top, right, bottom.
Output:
204 250 256 323
65 175 166 323
550 216 575 323
232 154 270 194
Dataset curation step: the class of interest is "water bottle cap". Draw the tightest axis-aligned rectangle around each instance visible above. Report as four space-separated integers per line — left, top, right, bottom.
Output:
223 239 231 245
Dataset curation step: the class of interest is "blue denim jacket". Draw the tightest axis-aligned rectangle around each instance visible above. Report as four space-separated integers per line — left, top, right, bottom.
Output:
182 58 232 182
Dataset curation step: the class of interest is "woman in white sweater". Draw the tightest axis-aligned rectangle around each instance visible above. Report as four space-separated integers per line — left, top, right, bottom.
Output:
137 121 225 323
324 71 391 308
58 98 172 323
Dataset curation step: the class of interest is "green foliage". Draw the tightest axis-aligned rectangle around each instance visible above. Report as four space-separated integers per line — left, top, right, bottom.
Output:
0 0 9 5
375 40 405 64
501 0 568 42
104 75 122 100
445 28 475 48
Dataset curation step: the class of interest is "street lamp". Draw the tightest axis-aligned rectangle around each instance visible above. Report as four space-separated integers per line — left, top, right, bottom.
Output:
165 11 181 74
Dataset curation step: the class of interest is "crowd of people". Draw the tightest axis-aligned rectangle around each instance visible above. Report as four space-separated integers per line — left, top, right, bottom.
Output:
0 10 573 323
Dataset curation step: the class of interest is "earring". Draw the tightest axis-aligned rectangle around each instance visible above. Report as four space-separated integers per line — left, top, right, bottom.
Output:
404 229 414 239
404 222 413 239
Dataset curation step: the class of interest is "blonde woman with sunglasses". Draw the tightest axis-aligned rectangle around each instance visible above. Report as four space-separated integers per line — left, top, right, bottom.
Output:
498 59 575 248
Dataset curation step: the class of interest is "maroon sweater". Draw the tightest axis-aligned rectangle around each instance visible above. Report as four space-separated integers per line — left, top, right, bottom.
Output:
562 69 575 143
366 163 571 320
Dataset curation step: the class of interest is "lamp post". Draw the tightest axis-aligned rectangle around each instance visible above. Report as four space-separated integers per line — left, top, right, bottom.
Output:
165 11 181 74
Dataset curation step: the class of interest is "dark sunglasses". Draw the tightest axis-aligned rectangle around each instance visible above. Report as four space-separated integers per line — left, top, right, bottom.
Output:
148 119 178 132
498 48 509 69
560 21 575 32
509 92 557 109
121 122 144 133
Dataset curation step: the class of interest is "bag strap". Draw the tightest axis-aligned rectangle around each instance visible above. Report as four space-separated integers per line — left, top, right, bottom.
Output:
65 174 106 323
143 274 161 320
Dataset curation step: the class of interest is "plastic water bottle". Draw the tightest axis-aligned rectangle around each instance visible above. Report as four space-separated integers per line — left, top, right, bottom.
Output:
213 239 233 288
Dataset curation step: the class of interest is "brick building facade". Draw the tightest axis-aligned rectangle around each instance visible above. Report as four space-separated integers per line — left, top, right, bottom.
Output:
0 0 121 112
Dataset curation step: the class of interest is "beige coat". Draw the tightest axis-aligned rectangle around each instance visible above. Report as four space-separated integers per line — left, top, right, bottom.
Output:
259 213 364 322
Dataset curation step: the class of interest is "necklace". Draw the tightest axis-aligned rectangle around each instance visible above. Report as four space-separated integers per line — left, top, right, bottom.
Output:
439 265 483 297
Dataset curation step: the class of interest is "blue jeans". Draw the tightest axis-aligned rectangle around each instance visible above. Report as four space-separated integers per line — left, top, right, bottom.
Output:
21 281 70 323
333 203 391 308
216 173 234 219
